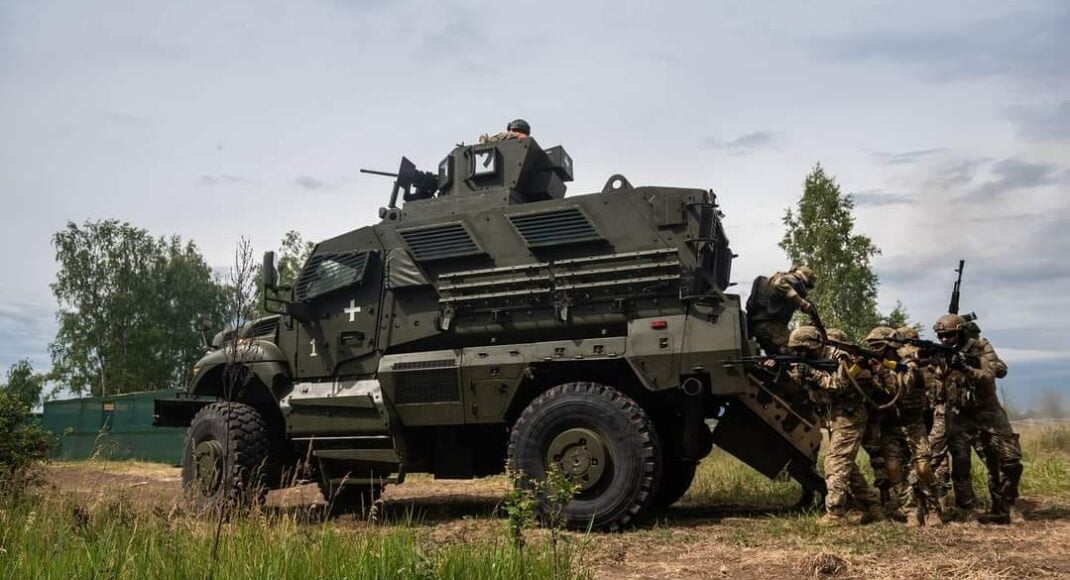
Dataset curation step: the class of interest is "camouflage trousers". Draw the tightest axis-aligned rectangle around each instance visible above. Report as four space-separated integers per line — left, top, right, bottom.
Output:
948 404 1023 510
825 404 879 515
862 411 891 500
929 403 950 497
750 321 790 355
882 418 940 514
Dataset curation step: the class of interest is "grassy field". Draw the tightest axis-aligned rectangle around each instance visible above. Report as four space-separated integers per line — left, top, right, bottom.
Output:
3 424 1069 579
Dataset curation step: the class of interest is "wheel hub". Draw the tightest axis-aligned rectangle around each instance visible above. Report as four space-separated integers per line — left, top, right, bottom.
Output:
192 439 225 496
547 427 607 491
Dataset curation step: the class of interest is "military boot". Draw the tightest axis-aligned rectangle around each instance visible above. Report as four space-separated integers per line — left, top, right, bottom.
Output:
925 510 944 528
1008 504 1026 524
861 504 885 524
819 512 848 526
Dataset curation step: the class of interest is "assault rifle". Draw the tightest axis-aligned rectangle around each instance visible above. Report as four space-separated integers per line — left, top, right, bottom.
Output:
948 259 980 328
725 355 839 373
823 339 907 373
807 306 828 341
902 337 980 368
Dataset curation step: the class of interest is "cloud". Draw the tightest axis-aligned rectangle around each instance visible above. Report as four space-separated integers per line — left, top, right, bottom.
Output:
1005 100 1070 142
293 175 328 190
850 189 916 207
819 5 1070 86
703 131 781 155
196 174 252 187
0 299 56 368
922 157 988 191
963 158 1064 201
873 148 947 165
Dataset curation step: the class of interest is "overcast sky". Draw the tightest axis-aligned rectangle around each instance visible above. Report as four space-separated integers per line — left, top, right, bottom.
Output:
2 0 1067 408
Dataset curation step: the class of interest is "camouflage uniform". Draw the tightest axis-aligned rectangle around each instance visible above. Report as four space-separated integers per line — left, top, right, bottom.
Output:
746 266 815 355
932 316 1022 514
788 327 878 522
868 328 941 524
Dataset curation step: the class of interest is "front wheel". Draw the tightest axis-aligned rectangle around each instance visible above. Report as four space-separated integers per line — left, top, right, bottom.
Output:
508 382 661 531
181 402 271 510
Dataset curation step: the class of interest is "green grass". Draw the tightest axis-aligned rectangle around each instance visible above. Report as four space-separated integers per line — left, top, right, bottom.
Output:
0 493 589 580
686 424 1070 509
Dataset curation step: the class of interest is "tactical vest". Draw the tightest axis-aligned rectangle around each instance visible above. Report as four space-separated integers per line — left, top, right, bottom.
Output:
746 275 804 326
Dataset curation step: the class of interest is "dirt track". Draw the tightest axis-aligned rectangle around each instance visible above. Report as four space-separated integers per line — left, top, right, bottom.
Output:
44 462 1070 579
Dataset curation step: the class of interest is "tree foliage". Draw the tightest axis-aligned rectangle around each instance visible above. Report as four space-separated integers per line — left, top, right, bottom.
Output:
0 390 54 493
780 164 884 340
49 220 226 396
1 359 48 408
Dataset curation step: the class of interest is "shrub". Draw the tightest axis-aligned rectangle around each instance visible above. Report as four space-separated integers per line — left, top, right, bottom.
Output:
0 391 55 496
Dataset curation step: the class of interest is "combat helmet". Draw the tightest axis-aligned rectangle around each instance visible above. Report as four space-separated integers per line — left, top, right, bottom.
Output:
507 118 531 135
788 326 824 350
793 265 816 288
865 326 902 352
826 328 849 342
897 325 920 340
933 314 967 336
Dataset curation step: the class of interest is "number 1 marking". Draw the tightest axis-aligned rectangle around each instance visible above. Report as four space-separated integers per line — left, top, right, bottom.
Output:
309 339 318 358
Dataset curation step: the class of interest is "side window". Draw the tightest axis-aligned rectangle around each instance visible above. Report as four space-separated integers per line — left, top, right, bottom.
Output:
295 251 371 302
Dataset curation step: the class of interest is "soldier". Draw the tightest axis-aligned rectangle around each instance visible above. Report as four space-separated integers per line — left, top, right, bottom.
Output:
932 314 1023 522
787 326 881 525
746 265 817 355
866 327 942 526
479 118 531 143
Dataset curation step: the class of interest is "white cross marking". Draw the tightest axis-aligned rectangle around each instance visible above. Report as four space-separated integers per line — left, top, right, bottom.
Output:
344 299 362 322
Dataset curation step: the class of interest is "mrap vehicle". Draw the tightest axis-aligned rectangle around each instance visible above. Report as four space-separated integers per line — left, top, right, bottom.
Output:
157 131 824 530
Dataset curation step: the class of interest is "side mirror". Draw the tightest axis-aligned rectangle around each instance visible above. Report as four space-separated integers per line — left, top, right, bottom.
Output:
263 251 278 290
194 314 213 350
194 313 213 333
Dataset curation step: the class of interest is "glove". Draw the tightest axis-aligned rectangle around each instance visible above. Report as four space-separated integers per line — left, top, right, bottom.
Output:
799 300 813 314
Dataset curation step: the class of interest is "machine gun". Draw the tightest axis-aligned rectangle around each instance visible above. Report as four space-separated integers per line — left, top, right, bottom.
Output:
363 156 439 213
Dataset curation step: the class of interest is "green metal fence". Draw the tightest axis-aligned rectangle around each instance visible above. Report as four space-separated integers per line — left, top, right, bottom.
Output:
43 390 194 465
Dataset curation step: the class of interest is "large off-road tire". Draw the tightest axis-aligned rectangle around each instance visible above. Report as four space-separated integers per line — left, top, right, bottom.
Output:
651 457 697 509
508 382 661 531
181 402 271 510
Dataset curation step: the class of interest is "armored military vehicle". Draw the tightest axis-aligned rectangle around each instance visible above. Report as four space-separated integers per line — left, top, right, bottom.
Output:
157 130 824 530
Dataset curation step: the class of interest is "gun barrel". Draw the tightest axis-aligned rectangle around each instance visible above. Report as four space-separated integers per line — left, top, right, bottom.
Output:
360 168 399 178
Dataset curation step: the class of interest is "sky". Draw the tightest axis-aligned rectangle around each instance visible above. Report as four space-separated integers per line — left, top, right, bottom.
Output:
1 0 1068 409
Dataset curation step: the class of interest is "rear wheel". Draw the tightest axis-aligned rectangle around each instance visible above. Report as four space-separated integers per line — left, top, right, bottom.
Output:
651 457 698 508
181 402 271 510
508 382 661 531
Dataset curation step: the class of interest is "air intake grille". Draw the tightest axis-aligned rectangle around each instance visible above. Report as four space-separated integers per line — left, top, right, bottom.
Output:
399 223 482 261
394 370 460 404
246 316 280 340
296 252 369 301
509 208 602 248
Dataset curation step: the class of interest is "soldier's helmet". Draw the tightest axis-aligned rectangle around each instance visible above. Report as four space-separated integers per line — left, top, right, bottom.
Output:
793 265 816 288
865 326 902 352
933 313 967 335
826 328 848 342
507 118 531 135
897 325 920 340
788 326 824 350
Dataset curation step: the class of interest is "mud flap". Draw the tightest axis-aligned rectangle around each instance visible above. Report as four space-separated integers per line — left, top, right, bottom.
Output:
711 376 826 496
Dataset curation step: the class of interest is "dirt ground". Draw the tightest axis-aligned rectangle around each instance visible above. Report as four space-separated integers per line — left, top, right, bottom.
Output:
43 462 1070 579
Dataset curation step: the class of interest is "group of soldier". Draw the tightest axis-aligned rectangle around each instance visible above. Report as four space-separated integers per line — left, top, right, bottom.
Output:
745 265 1024 526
